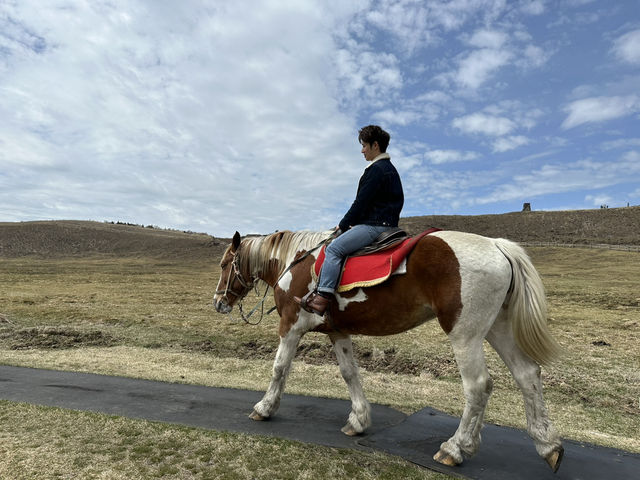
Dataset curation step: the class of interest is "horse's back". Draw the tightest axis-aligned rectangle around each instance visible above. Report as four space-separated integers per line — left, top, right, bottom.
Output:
427 230 514 277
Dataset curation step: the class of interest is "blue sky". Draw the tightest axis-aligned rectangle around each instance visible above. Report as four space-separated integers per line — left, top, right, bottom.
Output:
1 1 639 237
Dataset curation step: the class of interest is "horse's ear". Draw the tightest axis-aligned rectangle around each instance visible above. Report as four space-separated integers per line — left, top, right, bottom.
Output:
232 231 241 251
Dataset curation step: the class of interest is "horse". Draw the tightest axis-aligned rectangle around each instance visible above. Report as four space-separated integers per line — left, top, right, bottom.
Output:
213 229 564 473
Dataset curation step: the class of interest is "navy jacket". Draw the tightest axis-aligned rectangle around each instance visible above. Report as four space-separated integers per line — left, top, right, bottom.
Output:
339 157 404 232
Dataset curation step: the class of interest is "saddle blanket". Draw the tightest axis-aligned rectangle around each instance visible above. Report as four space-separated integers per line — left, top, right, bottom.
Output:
313 228 441 293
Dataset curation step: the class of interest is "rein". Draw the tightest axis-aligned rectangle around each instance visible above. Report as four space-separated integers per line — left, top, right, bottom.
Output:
215 251 261 324
218 231 337 326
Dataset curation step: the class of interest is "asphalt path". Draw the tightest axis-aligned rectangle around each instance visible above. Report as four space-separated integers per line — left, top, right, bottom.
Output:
1 365 638 479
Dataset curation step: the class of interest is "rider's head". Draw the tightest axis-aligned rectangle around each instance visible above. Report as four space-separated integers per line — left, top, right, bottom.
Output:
358 125 390 153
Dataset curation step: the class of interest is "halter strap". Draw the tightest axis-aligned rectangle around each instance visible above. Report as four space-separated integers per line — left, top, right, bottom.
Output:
216 250 254 301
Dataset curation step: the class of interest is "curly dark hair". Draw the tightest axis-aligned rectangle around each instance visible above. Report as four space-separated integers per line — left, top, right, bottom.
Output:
358 125 390 152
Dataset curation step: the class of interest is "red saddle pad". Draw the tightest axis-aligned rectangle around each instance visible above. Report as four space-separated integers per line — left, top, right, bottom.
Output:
313 228 440 293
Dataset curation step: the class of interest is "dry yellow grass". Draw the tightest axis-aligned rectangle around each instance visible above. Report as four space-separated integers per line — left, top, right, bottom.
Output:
0 245 639 478
0 401 450 480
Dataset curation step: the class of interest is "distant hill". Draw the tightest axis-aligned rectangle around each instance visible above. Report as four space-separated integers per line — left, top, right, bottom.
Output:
0 207 638 258
0 220 225 259
400 206 640 246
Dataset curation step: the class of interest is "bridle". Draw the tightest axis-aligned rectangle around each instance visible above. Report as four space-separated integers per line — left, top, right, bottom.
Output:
215 249 273 325
215 250 255 304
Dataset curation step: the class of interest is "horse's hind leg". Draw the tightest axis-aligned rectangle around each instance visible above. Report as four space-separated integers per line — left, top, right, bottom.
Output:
329 332 371 435
435 337 493 466
250 329 303 420
486 312 563 471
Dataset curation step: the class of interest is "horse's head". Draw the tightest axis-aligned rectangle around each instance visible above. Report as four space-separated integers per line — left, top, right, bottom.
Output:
213 231 254 314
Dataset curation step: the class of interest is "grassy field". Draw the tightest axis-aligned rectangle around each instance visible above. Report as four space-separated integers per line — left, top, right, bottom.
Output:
0 401 452 480
0 246 639 478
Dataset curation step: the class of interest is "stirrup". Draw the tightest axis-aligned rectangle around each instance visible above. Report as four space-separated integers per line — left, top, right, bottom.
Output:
295 290 328 316
300 290 319 313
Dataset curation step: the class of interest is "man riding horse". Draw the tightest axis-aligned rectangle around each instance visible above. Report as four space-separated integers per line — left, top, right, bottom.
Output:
213 126 564 473
295 125 404 316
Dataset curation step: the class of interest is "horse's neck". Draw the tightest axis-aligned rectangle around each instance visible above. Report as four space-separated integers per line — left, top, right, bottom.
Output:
257 259 284 288
244 230 330 287
239 237 285 288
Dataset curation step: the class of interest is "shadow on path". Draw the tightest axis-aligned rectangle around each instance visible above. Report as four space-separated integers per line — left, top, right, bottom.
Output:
1 366 637 480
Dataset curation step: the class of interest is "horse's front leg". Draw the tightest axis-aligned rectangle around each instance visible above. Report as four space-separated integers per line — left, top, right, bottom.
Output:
329 332 371 435
250 328 303 420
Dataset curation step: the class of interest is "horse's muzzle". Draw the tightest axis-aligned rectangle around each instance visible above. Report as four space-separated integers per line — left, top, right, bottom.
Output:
214 297 233 314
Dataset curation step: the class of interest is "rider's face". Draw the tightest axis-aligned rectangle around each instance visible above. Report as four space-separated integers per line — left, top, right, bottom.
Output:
360 141 380 161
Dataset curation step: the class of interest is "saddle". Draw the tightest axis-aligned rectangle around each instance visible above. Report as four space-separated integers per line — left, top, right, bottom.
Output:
313 227 441 293
350 227 409 256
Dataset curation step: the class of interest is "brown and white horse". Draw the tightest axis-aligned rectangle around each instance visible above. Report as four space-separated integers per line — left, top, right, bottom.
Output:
213 229 564 472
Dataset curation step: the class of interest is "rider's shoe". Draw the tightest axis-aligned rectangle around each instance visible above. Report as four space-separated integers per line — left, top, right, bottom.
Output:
294 290 331 316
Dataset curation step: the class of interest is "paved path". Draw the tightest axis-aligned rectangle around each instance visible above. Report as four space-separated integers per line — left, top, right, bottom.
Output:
1 365 638 479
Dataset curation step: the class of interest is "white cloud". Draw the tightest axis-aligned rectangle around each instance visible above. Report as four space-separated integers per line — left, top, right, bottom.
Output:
585 194 612 207
455 47 513 89
601 138 640 150
520 44 550 68
372 109 422 127
520 0 546 15
611 29 640 66
0 1 363 235
415 90 451 104
333 49 402 108
483 101 544 129
621 150 640 163
450 26 550 90
478 154 640 205
467 29 509 49
562 95 640 129
392 0 508 33
493 135 530 152
565 0 596 6
567 83 600 100
453 112 516 136
342 0 513 58
424 149 479 164
402 165 494 214
364 1 433 53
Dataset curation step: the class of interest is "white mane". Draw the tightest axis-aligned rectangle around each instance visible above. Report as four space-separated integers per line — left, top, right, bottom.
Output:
240 230 333 279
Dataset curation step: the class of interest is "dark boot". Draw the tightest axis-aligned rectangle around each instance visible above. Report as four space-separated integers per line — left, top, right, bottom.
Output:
294 290 331 316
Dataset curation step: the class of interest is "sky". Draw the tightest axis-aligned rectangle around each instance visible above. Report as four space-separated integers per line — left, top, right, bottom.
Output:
1 0 639 238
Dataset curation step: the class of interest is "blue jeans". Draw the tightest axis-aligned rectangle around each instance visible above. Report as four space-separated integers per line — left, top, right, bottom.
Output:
317 224 391 295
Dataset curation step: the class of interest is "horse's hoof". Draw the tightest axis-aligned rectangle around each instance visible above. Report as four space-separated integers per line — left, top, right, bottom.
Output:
249 410 266 421
341 424 359 436
545 445 564 473
433 449 459 467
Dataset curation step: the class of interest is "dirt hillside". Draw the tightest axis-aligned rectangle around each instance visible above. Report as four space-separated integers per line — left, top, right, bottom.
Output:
0 207 638 259
0 220 225 259
400 206 640 246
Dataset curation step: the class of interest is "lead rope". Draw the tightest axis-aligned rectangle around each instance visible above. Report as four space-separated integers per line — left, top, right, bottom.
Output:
237 282 272 325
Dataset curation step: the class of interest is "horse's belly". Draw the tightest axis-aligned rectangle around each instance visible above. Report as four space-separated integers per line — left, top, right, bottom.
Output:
331 304 436 336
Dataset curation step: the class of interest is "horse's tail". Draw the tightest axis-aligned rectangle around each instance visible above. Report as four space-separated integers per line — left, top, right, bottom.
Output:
494 239 561 366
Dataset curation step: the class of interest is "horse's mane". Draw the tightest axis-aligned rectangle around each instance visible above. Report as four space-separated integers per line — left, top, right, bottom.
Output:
239 230 333 279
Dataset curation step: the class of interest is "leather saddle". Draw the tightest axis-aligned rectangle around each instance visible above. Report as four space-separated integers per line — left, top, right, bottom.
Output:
349 227 409 257
312 227 440 293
